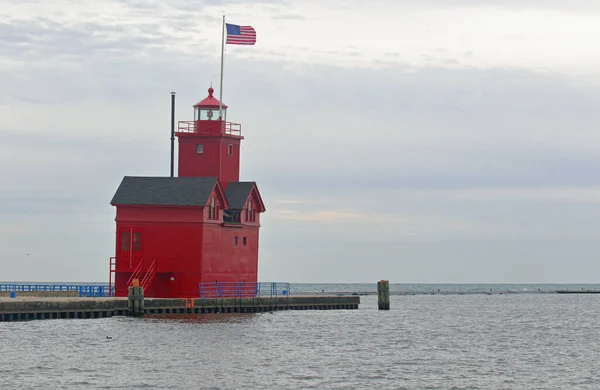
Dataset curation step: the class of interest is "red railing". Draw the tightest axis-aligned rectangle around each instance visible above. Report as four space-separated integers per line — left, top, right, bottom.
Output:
109 256 157 297
140 259 157 292
126 260 144 288
177 120 242 137
124 258 157 293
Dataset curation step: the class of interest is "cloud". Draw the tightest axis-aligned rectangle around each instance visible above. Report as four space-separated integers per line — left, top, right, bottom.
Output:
0 226 24 233
272 208 411 223
1 0 600 282
429 187 600 204
4 0 600 78
271 199 325 205
270 14 306 20
11 50 600 194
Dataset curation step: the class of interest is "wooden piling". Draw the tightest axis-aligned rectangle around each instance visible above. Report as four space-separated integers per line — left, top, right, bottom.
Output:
128 284 144 317
377 280 390 310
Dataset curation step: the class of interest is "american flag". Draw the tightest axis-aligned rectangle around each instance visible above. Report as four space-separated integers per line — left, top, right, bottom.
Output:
226 23 256 45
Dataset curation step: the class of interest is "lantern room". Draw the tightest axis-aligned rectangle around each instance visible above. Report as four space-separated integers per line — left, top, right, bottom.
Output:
193 86 228 121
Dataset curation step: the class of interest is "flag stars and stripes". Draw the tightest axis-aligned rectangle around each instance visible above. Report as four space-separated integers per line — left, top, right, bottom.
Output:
226 23 257 45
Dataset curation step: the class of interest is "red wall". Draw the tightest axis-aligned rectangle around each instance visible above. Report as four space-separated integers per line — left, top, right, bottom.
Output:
177 134 241 187
113 198 260 298
201 224 260 284
114 206 207 298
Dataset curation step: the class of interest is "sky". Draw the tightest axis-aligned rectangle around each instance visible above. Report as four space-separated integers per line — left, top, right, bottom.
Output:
1 0 600 283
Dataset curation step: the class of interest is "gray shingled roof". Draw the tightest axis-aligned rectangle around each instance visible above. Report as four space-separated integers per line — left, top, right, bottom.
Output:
225 182 256 209
111 176 218 206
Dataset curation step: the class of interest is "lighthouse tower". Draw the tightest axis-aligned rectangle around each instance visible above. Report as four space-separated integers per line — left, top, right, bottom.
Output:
109 86 265 298
177 87 243 187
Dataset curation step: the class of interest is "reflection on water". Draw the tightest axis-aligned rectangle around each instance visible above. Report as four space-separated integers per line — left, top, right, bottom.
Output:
145 313 263 324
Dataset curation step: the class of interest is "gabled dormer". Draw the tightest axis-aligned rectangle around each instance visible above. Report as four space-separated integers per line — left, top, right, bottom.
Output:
224 182 266 225
204 181 229 223
242 189 265 224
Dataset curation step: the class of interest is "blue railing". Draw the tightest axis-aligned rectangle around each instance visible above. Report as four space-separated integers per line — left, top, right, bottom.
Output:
198 282 290 299
0 284 113 297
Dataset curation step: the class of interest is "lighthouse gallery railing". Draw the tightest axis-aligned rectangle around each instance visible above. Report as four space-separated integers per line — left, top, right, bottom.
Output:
177 120 242 136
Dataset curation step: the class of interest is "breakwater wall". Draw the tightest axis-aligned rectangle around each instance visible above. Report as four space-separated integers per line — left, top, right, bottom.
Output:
0 295 360 322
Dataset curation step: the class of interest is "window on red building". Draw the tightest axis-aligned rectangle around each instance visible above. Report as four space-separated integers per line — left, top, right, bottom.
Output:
208 196 219 220
243 237 247 245
234 236 238 246
228 144 233 155
121 231 131 251
133 232 142 251
246 200 255 222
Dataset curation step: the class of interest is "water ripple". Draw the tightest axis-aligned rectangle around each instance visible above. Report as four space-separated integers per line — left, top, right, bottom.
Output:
2 295 600 388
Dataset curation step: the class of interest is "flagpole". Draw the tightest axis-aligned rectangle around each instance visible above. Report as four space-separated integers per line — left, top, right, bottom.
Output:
219 15 225 121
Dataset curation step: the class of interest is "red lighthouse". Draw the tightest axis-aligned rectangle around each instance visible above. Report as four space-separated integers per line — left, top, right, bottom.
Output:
109 87 266 298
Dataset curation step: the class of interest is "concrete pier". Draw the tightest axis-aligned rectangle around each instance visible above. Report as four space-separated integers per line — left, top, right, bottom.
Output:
0 295 360 322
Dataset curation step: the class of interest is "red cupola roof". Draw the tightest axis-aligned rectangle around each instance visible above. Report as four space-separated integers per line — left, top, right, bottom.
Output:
193 86 228 109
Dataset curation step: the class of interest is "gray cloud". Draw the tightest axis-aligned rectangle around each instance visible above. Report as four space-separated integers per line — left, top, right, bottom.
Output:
1 0 600 282
0 19 167 58
350 0 600 12
270 13 306 20
4 38 600 192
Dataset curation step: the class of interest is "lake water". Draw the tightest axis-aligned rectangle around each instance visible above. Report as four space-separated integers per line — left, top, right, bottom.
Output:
2 285 600 389
291 282 600 295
